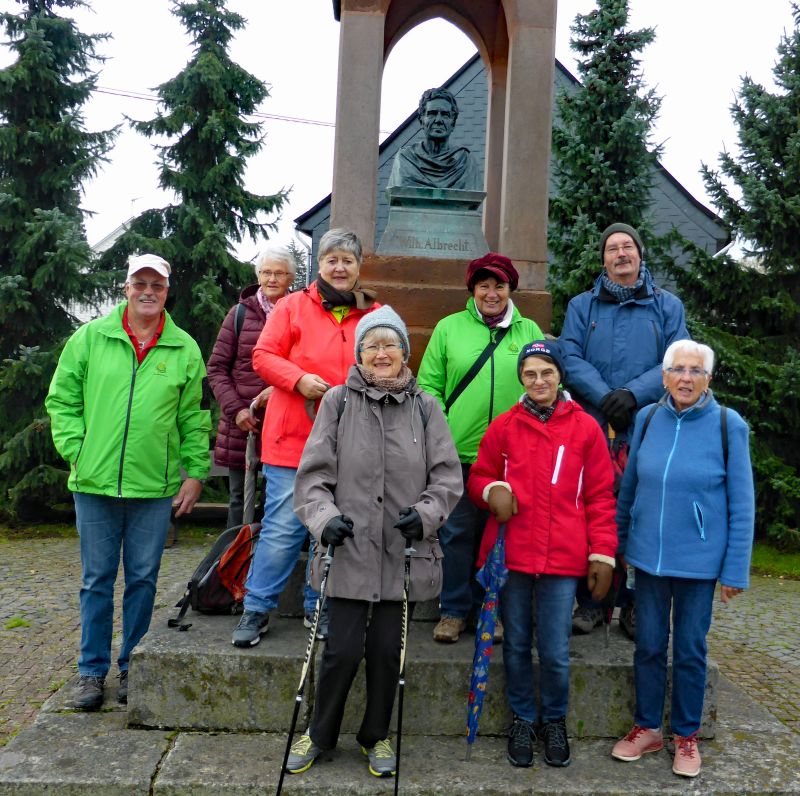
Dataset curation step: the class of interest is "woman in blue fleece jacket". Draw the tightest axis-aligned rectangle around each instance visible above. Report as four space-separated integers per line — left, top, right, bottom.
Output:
611 340 754 779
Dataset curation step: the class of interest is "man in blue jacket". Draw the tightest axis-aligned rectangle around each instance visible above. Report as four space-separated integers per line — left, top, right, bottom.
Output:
559 223 689 636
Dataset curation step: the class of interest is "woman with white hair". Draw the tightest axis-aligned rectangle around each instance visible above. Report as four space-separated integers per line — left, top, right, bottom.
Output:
611 339 755 778
207 245 296 528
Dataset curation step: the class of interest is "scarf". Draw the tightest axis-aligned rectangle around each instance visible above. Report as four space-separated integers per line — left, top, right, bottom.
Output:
255 287 275 318
316 276 377 311
601 263 651 303
522 390 564 423
357 363 413 393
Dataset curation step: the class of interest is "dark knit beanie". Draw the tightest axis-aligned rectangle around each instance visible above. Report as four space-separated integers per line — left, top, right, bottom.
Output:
517 341 565 383
465 252 519 292
599 223 644 262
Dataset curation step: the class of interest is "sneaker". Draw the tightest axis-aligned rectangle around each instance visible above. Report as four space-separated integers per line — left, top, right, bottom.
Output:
117 670 128 705
571 605 603 635
672 734 701 777
304 607 329 640
619 604 636 640
231 610 269 647
612 725 663 761
72 675 105 711
542 717 571 767
433 615 466 643
493 618 504 644
507 715 537 767
286 733 321 774
361 738 396 777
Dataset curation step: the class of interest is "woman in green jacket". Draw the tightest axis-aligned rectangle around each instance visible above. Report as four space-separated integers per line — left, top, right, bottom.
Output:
417 252 543 643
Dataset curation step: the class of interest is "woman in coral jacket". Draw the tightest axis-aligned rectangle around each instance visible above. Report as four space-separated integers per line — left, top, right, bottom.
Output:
231 228 380 648
467 341 617 770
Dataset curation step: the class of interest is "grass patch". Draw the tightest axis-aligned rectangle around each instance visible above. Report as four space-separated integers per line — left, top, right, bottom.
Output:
751 542 800 580
0 521 220 543
4 616 31 630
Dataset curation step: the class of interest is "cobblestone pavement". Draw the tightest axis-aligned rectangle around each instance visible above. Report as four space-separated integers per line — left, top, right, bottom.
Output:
1 537 798 744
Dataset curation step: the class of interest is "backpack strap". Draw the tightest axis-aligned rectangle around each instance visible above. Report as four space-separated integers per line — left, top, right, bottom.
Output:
336 385 428 428
444 325 511 413
639 401 661 440
233 302 247 337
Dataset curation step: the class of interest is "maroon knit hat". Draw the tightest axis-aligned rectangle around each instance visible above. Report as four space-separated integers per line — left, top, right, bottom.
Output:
465 253 519 292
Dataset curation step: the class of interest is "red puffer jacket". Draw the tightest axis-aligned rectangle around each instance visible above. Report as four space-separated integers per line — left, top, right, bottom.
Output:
467 399 617 576
252 282 379 468
207 285 269 469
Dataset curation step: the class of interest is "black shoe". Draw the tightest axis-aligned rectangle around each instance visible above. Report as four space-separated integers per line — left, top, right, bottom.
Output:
507 715 537 767
542 717 571 767
73 675 105 711
619 603 636 640
117 670 128 704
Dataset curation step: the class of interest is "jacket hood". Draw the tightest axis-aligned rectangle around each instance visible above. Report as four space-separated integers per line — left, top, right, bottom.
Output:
239 283 260 301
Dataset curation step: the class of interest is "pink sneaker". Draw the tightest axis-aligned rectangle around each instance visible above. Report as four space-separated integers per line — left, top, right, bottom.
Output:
611 725 664 761
672 734 701 777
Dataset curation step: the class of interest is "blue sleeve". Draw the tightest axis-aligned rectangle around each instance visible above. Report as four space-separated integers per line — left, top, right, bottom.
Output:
615 406 650 553
559 294 612 407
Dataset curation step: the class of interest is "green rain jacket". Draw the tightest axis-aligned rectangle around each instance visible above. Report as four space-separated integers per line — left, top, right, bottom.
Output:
46 303 211 497
417 297 543 464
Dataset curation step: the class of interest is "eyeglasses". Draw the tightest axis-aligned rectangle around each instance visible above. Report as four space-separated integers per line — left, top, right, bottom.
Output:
259 270 289 280
605 244 637 256
129 280 168 293
361 343 401 355
521 369 559 382
664 367 709 378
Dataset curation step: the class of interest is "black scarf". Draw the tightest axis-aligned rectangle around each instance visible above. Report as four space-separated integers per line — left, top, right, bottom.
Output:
316 276 377 311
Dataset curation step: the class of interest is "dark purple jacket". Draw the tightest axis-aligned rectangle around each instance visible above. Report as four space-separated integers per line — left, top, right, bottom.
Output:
207 285 273 469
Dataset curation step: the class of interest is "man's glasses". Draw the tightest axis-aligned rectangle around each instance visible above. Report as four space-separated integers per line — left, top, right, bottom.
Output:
605 244 637 256
664 367 708 378
361 343 401 355
259 270 289 280
129 280 168 293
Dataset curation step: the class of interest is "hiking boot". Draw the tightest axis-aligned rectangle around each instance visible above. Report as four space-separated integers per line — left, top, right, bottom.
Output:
117 670 128 705
571 605 602 635
433 615 466 643
493 618 504 644
612 725 663 761
361 738 396 777
672 734 701 777
507 715 537 767
72 675 105 711
619 603 636 640
286 733 321 774
304 605 329 640
542 717 571 767
231 610 269 647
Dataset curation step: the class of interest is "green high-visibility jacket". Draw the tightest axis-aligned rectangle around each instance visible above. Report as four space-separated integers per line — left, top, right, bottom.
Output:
46 303 211 497
417 297 544 464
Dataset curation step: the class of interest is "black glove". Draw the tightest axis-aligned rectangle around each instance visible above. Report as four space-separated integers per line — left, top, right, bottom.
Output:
321 514 354 547
394 506 424 542
600 389 637 432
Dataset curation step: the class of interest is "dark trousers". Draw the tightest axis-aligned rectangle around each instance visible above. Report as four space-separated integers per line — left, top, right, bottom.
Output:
310 597 403 750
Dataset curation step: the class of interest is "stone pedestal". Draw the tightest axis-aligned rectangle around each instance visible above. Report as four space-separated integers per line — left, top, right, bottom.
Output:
377 187 490 260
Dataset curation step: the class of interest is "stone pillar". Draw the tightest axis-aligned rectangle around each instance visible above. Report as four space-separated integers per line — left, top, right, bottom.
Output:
483 58 507 252
330 9 385 251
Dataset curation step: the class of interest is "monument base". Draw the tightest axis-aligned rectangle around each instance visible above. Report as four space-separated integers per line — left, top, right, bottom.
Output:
377 186 490 259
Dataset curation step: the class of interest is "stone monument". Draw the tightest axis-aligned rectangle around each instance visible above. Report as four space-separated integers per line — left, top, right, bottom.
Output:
378 87 489 258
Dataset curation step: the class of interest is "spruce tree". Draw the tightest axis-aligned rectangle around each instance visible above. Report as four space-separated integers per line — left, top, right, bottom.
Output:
669 7 800 548
0 0 115 518
548 0 662 332
102 0 287 357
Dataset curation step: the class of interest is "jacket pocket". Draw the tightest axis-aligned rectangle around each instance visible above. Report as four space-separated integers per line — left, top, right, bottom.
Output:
692 501 706 541
410 545 443 601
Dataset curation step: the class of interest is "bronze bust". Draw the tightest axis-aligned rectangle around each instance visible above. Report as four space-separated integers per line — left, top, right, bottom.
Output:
388 88 480 191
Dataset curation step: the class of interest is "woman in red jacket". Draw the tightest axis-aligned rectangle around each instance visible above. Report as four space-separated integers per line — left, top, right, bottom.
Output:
206 245 295 529
467 341 616 770
231 228 379 648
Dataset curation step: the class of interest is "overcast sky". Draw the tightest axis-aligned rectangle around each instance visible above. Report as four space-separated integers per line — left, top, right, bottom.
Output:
3 1 796 260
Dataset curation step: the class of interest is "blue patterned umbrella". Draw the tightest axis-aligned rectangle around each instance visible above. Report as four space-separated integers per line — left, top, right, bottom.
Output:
465 522 508 759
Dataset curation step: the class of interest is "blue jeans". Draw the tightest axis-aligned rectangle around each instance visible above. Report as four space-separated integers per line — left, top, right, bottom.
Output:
243 465 318 616
501 571 578 724
633 569 716 736
439 464 488 619
73 492 173 678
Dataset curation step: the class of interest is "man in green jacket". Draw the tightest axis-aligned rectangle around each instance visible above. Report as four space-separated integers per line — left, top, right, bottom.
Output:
46 254 211 711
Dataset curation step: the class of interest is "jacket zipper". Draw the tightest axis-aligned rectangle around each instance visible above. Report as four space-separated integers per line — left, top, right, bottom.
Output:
117 353 138 497
655 416 683 574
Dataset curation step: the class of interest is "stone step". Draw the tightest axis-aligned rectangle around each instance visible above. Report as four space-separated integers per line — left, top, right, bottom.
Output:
1 676 797 795
129 593 717 739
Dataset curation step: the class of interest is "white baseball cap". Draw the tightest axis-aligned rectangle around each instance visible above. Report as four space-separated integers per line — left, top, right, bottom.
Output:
126 253 171 280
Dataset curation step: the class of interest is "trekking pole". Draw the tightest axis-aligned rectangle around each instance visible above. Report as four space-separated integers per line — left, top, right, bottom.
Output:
394 544 413 796
275 543 335 796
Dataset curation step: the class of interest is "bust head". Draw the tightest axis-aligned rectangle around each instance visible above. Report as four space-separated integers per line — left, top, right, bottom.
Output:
418 87 459 145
